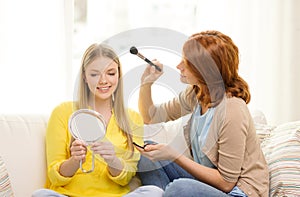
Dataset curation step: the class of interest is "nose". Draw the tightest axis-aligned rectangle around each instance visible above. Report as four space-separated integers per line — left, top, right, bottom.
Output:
176 61 184 71
99 73 107 84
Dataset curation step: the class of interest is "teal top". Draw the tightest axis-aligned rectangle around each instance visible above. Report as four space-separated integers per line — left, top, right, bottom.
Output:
190 104 216 168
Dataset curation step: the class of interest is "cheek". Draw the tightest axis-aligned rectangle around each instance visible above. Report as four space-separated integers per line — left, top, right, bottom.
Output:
110 73 119 84
186 74 198 85
85 77 98 92
111 77 119 87
86 77 98 86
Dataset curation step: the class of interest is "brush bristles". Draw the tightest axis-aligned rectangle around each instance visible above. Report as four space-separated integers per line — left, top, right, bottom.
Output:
129 46 138 55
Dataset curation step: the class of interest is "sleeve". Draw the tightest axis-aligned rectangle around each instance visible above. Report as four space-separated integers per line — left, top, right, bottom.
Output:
149 86 196 123
106 157 138 186
106 110 144 186
46 103 73 186
217 99 250 182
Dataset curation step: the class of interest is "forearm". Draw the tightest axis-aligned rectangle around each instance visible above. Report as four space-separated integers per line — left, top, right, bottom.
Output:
174 155 235 193
107 157 124 177
138 83 154 124
106 157 139 186
59 157 80 177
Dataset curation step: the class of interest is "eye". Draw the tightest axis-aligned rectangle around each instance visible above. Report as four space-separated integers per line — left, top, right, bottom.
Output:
108 72 116 76
90 73 99 77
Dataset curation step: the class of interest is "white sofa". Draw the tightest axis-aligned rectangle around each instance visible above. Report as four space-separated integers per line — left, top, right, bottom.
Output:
0 113 299 197
0 114 49 197
0 114 191 197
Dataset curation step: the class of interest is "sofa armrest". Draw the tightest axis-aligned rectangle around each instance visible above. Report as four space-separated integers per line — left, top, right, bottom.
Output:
0 114 48 197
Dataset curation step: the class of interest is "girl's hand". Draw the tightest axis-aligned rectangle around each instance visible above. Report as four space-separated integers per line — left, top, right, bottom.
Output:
91 141 118 167
136 143 179 162
70 139 87 163
91 141 123 176
141 60 164 85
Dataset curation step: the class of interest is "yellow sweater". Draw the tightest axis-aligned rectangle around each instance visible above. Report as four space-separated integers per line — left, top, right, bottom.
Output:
45 102 144 197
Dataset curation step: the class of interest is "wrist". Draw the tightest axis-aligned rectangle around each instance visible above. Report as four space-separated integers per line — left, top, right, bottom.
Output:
109 157 122 168
171 150 183 161
107 157 124 177
141 81 154 87
69 156 81 166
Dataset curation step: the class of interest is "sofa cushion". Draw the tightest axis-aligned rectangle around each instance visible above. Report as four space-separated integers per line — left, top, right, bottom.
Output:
0 114 48 197
255 123 275 145
0 156 14 197
262 121 300 197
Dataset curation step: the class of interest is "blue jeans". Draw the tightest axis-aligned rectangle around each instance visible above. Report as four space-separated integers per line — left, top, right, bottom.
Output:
32 186 164 197
137 156 195 190
32 189 67 197
138 156 247 197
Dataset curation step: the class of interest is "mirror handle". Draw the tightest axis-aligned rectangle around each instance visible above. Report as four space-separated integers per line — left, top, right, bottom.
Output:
80 152 95 173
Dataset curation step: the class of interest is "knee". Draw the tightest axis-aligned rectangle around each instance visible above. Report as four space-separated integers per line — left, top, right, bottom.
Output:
137 185 164 196
31 189 45 197
137 156 156 172
31 188 63 197
125 185 164 197
164 178 197 197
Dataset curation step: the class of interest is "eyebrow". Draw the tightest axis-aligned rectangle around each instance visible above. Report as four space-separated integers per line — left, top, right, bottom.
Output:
107 68 117 72
89 68 117 72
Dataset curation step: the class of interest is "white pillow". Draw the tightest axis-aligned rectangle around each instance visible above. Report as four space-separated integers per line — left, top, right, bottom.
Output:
255 123 275 145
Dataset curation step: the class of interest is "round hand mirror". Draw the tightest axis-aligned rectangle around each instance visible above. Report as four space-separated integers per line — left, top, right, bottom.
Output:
68 109 107 173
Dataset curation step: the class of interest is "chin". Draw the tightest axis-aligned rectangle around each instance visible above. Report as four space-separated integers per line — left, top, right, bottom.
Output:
94 93 112 101
180 78 188 84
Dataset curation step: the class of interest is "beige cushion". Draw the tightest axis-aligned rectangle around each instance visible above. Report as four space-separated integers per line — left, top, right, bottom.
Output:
0 156 14 196
0 114 48 197
262 121 300 197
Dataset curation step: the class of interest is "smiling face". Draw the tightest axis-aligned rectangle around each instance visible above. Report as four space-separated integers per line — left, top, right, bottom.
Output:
84 56 119 102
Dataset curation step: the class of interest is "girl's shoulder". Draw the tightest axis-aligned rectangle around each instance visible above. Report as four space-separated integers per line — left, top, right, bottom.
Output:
126 108 143 122
225 96 247 107
222 96 251 122
53 101 75 111
213 96 250 125
126 108 144 127
50 101 76 117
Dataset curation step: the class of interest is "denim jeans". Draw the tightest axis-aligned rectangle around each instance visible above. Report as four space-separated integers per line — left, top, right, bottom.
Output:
32 189 68 197
32 186 164 197
137 155 195 190
138 156 247 197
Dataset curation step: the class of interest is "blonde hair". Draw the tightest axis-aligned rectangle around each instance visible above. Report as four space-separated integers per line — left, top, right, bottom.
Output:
76 43 134 156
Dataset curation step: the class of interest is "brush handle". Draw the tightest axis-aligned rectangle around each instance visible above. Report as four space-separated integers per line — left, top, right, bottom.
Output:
144 57 162 72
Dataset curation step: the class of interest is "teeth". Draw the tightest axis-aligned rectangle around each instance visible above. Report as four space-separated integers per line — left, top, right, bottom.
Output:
97 87 109 90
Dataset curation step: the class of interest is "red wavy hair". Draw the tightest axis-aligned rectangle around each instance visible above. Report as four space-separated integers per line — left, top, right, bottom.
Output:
183 30 251 106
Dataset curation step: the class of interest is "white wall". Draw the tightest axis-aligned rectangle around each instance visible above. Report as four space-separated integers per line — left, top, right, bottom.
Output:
0 0 73 115
76 0 300 125
217 0 300 125
1 0 299 125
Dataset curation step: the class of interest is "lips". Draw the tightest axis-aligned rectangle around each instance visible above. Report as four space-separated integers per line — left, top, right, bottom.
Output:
96 86 110 92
